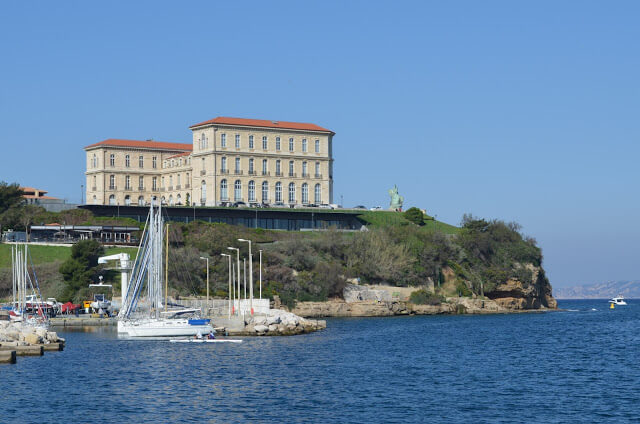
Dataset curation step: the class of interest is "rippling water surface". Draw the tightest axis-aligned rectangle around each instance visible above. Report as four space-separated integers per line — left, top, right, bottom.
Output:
2 300 639 423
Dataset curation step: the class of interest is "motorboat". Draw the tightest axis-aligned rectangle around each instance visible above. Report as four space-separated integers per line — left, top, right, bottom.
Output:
609 295 627 306
169 339 243 344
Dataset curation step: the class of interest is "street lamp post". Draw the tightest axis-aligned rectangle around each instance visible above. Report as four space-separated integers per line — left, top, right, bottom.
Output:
227 247 241 317
199 256 209 311
238 238 253 314
221 253 232 318
259 249 263 300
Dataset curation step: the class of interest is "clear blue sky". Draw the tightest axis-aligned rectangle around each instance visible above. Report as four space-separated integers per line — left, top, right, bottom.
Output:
1 1 639 288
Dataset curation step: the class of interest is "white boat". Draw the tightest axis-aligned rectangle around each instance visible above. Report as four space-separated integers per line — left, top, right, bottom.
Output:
117 202 213 338
10 244 48 326
609 295 627 306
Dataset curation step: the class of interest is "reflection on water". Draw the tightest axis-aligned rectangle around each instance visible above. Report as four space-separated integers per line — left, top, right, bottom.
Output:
2 300 640 422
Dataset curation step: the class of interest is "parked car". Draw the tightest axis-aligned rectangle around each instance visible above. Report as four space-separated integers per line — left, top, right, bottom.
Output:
318 204 333 209
370 206 382 211
232 201 248 208
271 202 287 208
352 205 367 210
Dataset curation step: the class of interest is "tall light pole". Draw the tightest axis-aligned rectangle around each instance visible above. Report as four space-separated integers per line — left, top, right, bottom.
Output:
227 246 241 317
238 238 253 314
221 253 232 318
259 249 263 300
199 256 209 310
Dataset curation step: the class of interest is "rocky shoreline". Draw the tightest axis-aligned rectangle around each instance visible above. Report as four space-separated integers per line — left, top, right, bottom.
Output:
0 320 66 364
227 309 326 336
289 296 555 319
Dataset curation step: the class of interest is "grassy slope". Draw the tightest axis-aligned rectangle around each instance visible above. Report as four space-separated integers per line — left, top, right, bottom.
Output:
0 244 138 268
357 210 459 234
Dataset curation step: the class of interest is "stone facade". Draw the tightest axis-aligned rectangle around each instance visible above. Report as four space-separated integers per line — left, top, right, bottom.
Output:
85 117 335 207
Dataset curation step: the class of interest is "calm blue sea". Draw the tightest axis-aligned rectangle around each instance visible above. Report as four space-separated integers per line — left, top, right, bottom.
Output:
1 299 639 423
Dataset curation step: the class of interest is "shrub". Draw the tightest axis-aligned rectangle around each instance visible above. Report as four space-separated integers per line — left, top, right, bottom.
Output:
404 207 425 226
409 289 442 305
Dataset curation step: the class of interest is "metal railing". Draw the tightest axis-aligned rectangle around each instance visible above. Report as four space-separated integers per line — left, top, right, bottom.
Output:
315 173 323 178
234 170 243 175
262 171 270 176
220 169 229 174
302 173 309 178
289 172 297 177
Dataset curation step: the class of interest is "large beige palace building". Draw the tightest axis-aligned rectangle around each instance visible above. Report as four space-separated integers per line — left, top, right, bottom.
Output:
85 117 334 207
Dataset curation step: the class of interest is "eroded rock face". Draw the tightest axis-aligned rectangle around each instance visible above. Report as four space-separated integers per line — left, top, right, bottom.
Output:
0 321 65 345
486 265 557 310
243 309 326 336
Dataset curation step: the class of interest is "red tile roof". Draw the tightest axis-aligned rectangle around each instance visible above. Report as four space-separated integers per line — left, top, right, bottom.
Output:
85 139 193 151
189 116 333 133
20 186 44 194
166 151 191 160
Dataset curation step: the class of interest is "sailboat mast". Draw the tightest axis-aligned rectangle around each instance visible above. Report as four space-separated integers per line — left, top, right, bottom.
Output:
165 222 169 313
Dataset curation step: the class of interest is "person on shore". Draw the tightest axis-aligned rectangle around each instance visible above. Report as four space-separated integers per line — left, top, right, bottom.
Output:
207 331 215 340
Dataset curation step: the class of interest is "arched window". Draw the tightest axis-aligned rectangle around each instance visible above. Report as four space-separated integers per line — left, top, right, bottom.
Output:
288 182 296 203
220 179 227 201
248 181 256 202
302 183 309 204
124 195 131 206
201 180 207 204
176 194 181 205
262 181 268 203
314 184 321 204
109 154 115 167
92 195 97 205
169 195 174 206
161 196 166 205
109 175 115 189
302 139 307 152
275 182 282 202
108 194 116 205
234 180 242 201
186 193 190 205
138 196 145 206
221 157 227 172
125 155 130 167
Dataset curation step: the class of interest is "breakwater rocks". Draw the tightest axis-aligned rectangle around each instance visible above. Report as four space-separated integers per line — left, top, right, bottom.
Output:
290 296 552 319
236 309 326 336
0 321 65 364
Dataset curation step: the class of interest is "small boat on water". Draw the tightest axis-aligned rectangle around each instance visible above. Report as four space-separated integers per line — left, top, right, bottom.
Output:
609 295 627 306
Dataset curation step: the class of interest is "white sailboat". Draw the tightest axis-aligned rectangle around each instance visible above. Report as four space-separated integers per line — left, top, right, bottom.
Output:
117 201 213 338
10 244 49 327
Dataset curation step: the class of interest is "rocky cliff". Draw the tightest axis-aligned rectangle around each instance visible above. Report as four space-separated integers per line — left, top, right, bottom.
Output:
485 266 557 310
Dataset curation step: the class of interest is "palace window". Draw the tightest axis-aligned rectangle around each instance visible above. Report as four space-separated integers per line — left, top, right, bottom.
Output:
262 159 268 175
125 155 130 168
124 195 131 206
302 161 307 176
221 133 227 148
314 184 321 204
275 182 282 202
109 175 115 189
249 135 254 149
235 157 241 173
289 161 294 177
289 137 294 151
125 176 131 190
201 181 207 203
109 194 116 205
315 162 320 177
262 181 268 202
235 134 240 149
302 183 309 204
262 136 268 150
139 155 144 168
276 137 281 151
139 176 144 189
152 156 157 169
201 133 207 149
288 182 296 203
315 139 320 153
110 154 115 167
248 181 256 202
161 176 165 188
152 177 157 191
249 158 254 174
220 180 227 201
92 154 97 168
302 139 307 152
234 180 242 201
138 196 145 206
276 160 281 175
221 157 227 172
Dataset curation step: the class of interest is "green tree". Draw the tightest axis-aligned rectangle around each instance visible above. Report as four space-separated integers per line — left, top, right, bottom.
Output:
404 207 425 226
0 181 23 214
59 240 104 302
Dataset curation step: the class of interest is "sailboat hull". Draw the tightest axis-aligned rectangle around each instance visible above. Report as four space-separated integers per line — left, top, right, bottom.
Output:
117 318 213 338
